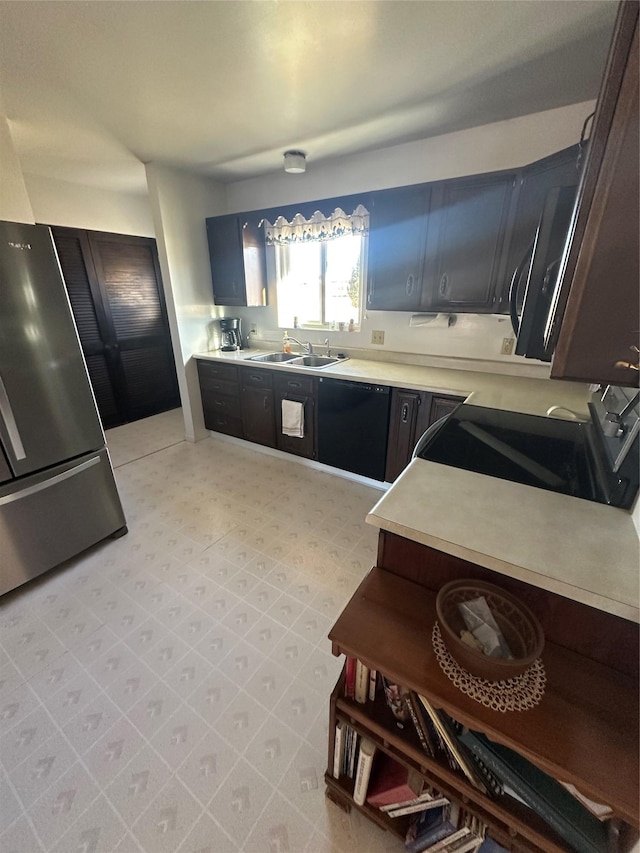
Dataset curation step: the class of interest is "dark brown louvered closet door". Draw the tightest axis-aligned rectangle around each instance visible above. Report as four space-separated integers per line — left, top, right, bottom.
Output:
50 226 180 429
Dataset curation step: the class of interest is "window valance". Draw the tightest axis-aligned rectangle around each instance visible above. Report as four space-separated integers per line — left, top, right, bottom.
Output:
262 205 369 246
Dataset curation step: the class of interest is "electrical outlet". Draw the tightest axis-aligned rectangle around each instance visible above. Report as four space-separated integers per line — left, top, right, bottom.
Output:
371 330 385 345
250 323 257 334
501 337 515 355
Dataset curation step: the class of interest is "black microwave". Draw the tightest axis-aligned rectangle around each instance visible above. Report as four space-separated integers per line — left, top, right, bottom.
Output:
509 185 577 361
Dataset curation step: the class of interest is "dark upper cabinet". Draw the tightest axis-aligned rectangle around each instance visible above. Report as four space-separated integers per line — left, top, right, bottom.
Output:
422 172 515 312
206 215 267 307
551 3 639 387
366 185 431 311
500 145 581 315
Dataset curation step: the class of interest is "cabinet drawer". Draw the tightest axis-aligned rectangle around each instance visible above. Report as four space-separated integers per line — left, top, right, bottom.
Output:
201 390 242 420
241 367 273 388
197 360 239 384
198 375 239 397
274 373 316 396
204 412 243 438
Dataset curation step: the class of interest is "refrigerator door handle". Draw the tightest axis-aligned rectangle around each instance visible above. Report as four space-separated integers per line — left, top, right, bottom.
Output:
0 456 100 506
0 373 26 460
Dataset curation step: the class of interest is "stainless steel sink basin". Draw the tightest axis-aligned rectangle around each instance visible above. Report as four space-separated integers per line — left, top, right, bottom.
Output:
248 352 298 363
286 355 342 368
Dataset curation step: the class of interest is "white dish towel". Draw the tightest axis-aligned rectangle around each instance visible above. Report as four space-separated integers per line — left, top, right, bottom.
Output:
281 399 304 438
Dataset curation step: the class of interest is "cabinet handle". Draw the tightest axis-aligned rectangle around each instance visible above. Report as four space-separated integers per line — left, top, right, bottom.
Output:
401 402 410 424
232 280 238 295
614 345 640 372
263 395 269 411
249 374 263 383
406 274 414 296
288 381 302 389
439 273 448 297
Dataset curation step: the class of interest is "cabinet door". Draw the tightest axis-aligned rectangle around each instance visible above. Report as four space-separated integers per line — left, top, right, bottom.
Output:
207 215 245 306
241 368 276 447
241 387 276 447
274 374 317 459
206 216 267 308
500 145 581 315
414 393 464 444
366 185 430 311
423 173 515 312
551 9 639 387
385 389 422 482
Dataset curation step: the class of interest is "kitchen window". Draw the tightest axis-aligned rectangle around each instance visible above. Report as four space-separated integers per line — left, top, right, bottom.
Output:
264 206 368 330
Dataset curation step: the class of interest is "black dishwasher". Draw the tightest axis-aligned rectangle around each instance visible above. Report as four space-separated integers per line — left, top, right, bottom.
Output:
318 378 391 481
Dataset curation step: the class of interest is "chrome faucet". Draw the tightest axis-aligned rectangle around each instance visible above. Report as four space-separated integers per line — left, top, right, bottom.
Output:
288 337 313 355
324 338 331 358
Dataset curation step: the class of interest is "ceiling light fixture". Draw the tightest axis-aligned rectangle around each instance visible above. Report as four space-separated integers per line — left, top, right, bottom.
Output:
283 150 306 174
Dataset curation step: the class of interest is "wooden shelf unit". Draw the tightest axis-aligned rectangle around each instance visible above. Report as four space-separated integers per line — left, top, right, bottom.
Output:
326 567 639 850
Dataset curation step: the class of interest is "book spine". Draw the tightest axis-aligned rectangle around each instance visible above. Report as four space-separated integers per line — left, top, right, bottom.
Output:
380 791 435 813
333 720 344 779
353 737 376 806
368 668 377 701
387 796 449 818
354 660 370 704
345 656 356 699
348 730 359 779
405 692 435 757
424 827 472 853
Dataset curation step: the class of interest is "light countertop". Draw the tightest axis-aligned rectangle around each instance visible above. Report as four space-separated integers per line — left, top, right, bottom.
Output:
194 349 591 418
366 458 640 623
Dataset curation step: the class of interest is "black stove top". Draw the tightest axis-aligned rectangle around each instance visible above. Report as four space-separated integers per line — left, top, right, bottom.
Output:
416 398 639 509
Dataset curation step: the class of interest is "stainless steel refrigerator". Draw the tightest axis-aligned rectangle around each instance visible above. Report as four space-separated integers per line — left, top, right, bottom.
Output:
0 221 127 597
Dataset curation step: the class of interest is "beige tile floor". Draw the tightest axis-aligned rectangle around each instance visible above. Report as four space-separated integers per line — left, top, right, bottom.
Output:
0 410 407 853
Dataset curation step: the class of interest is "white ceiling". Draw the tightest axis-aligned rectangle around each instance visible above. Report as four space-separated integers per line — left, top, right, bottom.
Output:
0 1 618 193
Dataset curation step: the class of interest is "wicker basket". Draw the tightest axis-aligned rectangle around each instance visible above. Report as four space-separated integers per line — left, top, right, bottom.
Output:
435 580 544 681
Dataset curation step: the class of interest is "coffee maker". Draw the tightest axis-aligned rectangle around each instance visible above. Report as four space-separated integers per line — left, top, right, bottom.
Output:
219 317 243 351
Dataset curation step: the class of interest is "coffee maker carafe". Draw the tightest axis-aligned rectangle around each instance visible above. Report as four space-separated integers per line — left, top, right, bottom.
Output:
219 317 243 351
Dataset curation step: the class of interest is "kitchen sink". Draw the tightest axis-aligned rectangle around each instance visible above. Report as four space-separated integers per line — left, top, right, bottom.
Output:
286 355 343 368
248 352 298 363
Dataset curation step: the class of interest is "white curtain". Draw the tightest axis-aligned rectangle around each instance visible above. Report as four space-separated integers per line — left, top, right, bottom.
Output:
262 205 369 245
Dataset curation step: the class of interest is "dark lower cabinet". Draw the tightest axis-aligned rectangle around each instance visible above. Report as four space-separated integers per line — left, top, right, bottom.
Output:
274 373 317 459
385 389 422 482
51 226 180 429
240 367 276 447
197 361 243 437
386 389 464 482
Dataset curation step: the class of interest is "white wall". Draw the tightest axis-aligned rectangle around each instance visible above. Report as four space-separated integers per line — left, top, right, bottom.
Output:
145 163 226 441
0 115 35 223
24 173 154 236
222 102 596 370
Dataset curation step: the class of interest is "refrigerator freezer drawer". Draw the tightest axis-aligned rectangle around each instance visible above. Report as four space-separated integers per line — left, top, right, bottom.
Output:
0 448 126 597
